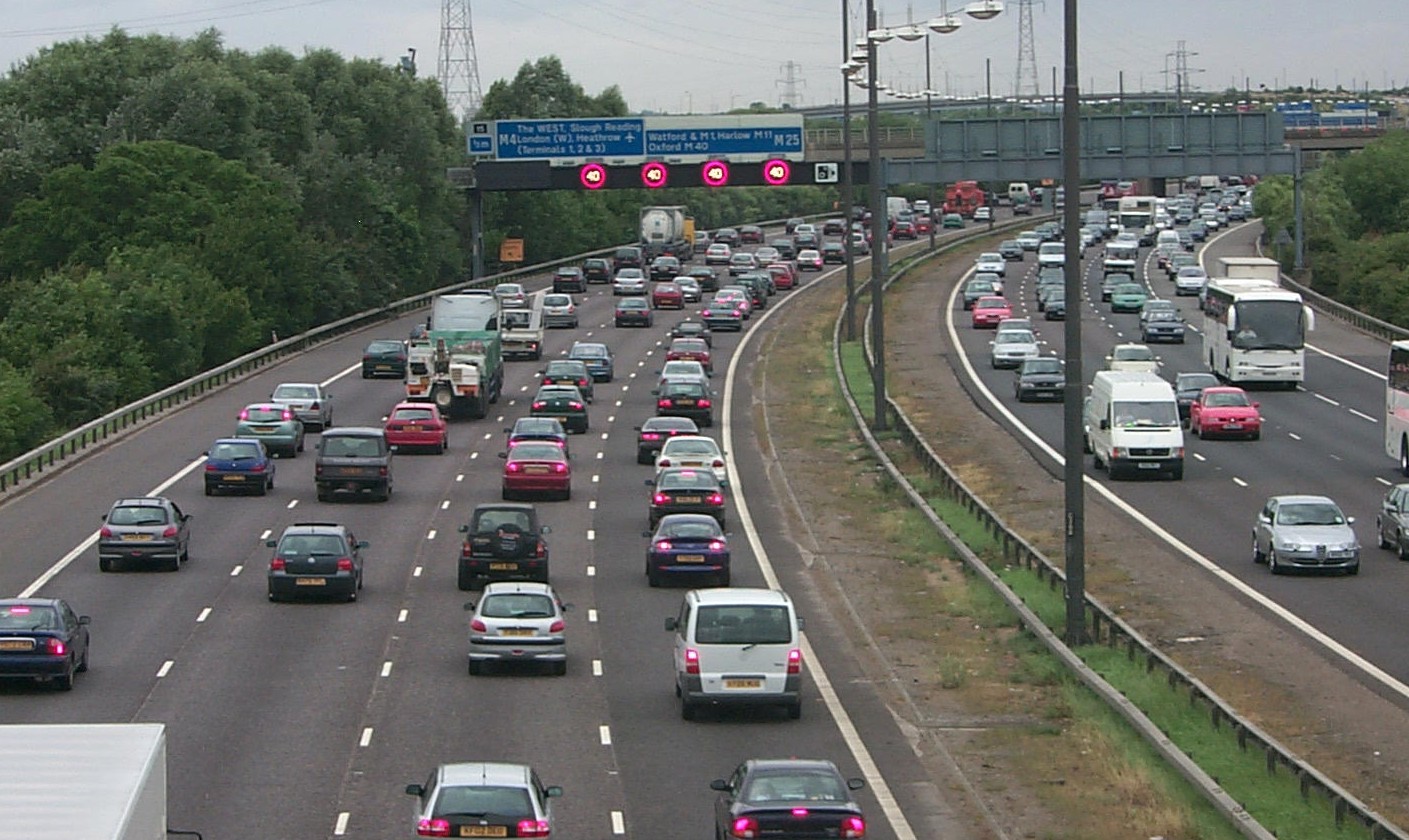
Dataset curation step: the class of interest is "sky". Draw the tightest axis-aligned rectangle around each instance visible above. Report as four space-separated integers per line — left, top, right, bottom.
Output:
1 1 1405 114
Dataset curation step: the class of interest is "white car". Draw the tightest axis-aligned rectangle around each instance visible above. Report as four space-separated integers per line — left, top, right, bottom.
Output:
1015 231 1042 251
974 252 1006 277
973 206 993 222
990 330 1041 369
704 243 732 265
655 435 728 487
612 268 647 296
492 282 528 308
1037 242 1065 269
657 360 709 388
541 293 578 328
1175 266 1208 296
1105 343 1160 374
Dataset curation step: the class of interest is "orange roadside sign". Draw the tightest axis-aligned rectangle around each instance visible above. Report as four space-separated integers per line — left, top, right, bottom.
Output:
499 238 525 263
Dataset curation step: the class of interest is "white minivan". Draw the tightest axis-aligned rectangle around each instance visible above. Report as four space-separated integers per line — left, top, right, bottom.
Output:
1085 371 1185 480
1007 182 1031 205
666 588 803 721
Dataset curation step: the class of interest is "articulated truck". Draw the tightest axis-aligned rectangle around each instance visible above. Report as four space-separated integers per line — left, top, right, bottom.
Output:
406 293 505 418
639 206 693 261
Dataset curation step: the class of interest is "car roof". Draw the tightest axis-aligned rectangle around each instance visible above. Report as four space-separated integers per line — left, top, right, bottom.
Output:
213 437 262 446
437 762 534 787
745 758 841 774
474 502 537 513
1268 494 1338 506
642 416 698 428
481 581 556 598
663 434 719 446
689 587 791 607
322 427 385 438
280 522 349 536
111 497 169 507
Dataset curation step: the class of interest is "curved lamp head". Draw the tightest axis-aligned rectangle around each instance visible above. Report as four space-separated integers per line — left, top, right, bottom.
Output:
867 28 895 43
895 25 926 42
928 14 962 34
965 0 1003 20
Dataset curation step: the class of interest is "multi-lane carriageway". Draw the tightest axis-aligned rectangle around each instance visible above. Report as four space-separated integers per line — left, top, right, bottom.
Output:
0 222 1007 840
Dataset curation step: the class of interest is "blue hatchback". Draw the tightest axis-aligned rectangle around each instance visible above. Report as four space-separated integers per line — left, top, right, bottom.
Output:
204 438 275 496
644 513 730 588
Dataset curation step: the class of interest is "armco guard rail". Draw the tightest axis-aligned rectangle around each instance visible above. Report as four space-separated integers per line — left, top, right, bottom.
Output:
841 229 1408 839
0 210 827 495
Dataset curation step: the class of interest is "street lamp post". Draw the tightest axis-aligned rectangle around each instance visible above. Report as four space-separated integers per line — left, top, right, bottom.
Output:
1060 0 1087 646
926 33 937 251
841 0 858 341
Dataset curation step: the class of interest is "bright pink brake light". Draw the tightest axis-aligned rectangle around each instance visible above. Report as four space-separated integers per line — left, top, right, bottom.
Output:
641 432 661 441
548 619 565 633
841 815 866 838
282 409 294 421
698 398 712 408
653 493 669 505
658 399 671 409
707 494 724 506
516 819 551 837
709 540 726 551
787 648 802 674
791 808 809 816
730 816 758 838
269 557 286 571
238 408 250 420
684 648 700 674
532 401 546 410
506 462 523 473
552 463 567 474
416 818 451 837
655 540 672 551
45 637 66 655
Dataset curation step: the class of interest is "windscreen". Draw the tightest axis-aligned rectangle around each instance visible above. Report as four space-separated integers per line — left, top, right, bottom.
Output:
744 771 848 803
1231 300 1305 350
694 605 791 645
433 786 533 819
1112 401 1179 428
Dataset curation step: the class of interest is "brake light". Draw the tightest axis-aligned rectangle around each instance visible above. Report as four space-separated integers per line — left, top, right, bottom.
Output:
787 648 802 674
549 619 565 633
730 816 758 838
310 401 320 409
653 493 669 505
270 557 286 571
709 540 726 551
9 606 28 614
642 432 661 441
45 638 66 656
516 819 551 838
658 399 671 409
336 558 354 572
841 815 866 838
238 408 249 420
162 526 179 538
579 378 588 386
712 459 725 468
708 494 724 506
470 618 487 632
684 648 700 674
656 540 672 551
791 808 809 816
205 463 218 472
569 402 583 410
535 541 547 558
506 462 523 473
552 463 567 473
698 399 711 408
416 818 451 837
532 401 546 410
658 458 670 467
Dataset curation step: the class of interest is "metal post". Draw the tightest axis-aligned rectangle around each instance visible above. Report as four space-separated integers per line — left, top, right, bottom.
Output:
866 0 889 431
926 33 937 251
841 0 858 341
986 57 993 117
1293 146 1305 272
1060 0 1087 645
469 188 485 281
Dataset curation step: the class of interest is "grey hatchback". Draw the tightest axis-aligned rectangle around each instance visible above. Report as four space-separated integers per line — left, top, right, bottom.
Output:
271 382 333 431
266 522 366 602
98 497 191 572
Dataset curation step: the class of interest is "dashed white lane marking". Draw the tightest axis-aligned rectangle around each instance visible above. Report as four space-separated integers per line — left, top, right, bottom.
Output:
1233 477 1248 487
427 529 437 541
1376 477 1393 486
380 661 393 677
413 566 423 577
607 415 615 423
1350 408 1378 423
599 725 612 745
333 813 349 835
456 474 465 482
587 530 595 541
470 452 478 460
588 500 597 510
260 529 272 541
441 500 450 510
587 609 598 623
587 565 596 576
637 360 646 367
611 812 626 835
592 475 600 483
483 432 493 439
615 399 624 407
196 607 211 623
1314 393 1340 407
359 728 373 747
286 499 298 509
593 659 604 677
398 609 409 623
1288 432 1302 441
520 385 529 391
596 452 604 460
601 432 609 440
1192 452 1206 462
231 565 243 577
156 661 174 678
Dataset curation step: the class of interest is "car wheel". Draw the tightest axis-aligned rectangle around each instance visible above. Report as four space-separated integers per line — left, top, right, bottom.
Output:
1252 533 1266 564
1346 563 1360 577
637 451 651 465
1250 430 1260 441
297 436 305 453
317 489 330 502
1268 549 1284 575
99 557 113 573
204 483 214 497
54 660 75 692
167 555 181 573
468 660 482 676
716 570 731 587
362 369 371 379
648 567 661 587
1398 537 1409 562
256 477 269 496
1378 520 1392 549
434 439 445 455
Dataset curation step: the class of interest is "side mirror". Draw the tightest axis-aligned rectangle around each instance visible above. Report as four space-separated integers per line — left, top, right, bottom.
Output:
540 525 552 534
504 428 513 433
498 452 508 459
651 389 660 396
458 524 469 533
644 479 655 486
710 779 730 792
265 539 277 548
545 786 564 799
463 601 476 611
1099 419 1110 430
405 784 425 797
1258 512 1271 523
78 616 91 625
664 617 678 631
633 426 642 432
1252 402 1261 409
847 778 866 791
1347 516 1357 525
356 540 370 549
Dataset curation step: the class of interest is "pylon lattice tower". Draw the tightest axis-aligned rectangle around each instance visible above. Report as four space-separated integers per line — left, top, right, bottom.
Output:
438 0 484 120
776 61 806 108
1013 0 1040 98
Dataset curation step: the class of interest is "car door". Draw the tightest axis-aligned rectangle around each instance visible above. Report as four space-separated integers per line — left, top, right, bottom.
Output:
60 601 88 661
714 765 745 829
170 502 191 555
1384 488 1406 546
1256 499 1277 555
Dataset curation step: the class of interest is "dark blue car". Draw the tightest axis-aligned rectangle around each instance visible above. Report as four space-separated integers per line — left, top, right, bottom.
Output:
644 514 730 588
204 438 275 496
0 598 90 690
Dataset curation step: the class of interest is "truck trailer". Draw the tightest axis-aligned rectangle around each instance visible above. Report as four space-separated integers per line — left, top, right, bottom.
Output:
639 206 691 261
1218 256 1281 285
0 723 168 840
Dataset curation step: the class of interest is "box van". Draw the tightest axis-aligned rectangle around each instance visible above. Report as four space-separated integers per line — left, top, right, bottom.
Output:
1007 183 1031 206
1085 371 1184 480
665 588 803 720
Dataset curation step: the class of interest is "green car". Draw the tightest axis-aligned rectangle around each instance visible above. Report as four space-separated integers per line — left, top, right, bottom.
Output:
941 213 965 229
530 385 589 434
235 403 305 457
1109 283 1149 313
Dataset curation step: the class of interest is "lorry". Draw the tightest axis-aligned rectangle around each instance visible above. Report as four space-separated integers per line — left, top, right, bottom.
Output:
501 294 545 361
0 723 168 840
942 181 986 218
640 206 691 262
1218 256 1281 285
406 293 505 419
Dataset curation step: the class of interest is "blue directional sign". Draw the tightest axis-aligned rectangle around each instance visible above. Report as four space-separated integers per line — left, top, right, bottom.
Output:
467 121 495 156
644 125 803 158
493 118 645 161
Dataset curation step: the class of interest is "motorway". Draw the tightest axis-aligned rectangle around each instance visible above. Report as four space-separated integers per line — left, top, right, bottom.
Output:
0 220 1005 839
943 215 1409 697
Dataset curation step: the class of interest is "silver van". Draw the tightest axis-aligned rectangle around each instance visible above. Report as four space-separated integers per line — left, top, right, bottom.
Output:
665 588 803 721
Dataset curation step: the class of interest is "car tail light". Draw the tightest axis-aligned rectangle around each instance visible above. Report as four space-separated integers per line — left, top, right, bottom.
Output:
506 462 523 473
532 401 546 410
569 402 583 410
549 619 565 633
658 458 671 467
841 815 866 838
310 401 320 409
552 463 567 474
470 618 487 632
535 541 547 558
315 464 324 476
362 354 372 361
658 399 671 409
162 526 179 538
336 558 354 572
516 819 551 838
656 540 672 551
238 408 250 420
45 637 66 656
684 648 700 674
205 463 218 472
712 459 725 468
708 494 724 506
730 816 758 838
653 493 670 505
378 467 388 477
641 432 661 441
579 378 589 387
791 808 809 816
250 462 266 473
416 818 451 837
270 557 286 571
787 648 802 674
99 526 113 538
698 399 711 408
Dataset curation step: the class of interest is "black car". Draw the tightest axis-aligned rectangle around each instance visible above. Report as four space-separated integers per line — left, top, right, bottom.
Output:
792 231 820 251
686 265 719 292
784 217 804 233
583 257 612 284
361 339 408 379
735 275 768 310
822 218 846 236
650 255 682 281
0 598 90 690
961 278 999 310
654 379 715 427
1043 290 1067 320
540 359 594 403
315 427 394 502
769 238 797 260
456 503 551 590
98 496 191 572
711 760 866 840
701 300 745 332
552 266 586 293
670 320 712 347
530 385 589 433
647 467 726 528
1175 372 1221 420
612 246 643 272
506 417 570 454
1014 357 1066 402
614 298 654 327
713 228 740 245
821 242 846 264
635 416 700 464
998 239 1025 261
266 522 366 602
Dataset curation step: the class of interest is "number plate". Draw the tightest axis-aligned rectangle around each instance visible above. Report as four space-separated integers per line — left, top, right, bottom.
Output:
253 426 276 433
0 639 35 651
1137 462 1160 469
405 425 421 432
678 554 706 563
489 562 518 571
459 827 508 838
375 364 391 370
675 399 696 406
674 496 702 504
501 629 534 637
224 475 246 481
122 534 153 541
724 678 762 689
1225 423 1242 429
295 578 327 586
524 465 550 474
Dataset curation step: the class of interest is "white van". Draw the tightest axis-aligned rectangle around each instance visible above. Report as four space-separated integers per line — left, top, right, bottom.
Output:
1085 371 1185 480
1007 182 1031 206
665 587 803 720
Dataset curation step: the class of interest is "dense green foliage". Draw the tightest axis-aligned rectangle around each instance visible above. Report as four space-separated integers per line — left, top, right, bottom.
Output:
0 29 467 457
1256 132 1409 324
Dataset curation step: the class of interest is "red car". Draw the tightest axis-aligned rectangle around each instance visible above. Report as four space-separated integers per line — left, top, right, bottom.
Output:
651 282 685 309
915 216 933 234
767 263 796 290
382 402 448 454
1189 387 1262 440
666 337 712 374
970 296 1012 328
500 442 571 501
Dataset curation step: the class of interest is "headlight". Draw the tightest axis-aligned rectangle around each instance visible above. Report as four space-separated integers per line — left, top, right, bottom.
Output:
1277 541 1306 552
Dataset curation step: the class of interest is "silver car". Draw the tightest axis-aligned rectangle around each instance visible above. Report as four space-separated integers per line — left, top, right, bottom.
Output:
676 276 703 302
542 293 578 328
270 382 333 431
613 267 647 296
466 581 568 674
990 330 1040 369
1375 483 1409 560
405 762 561 838
493 282 528 308
1253 494 1360 575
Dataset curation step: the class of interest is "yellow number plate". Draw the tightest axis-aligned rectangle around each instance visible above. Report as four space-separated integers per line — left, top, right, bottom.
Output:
724 678 762 689
524 465 550 474
122 534 153 541
295 578 326 586
0 639 35 651
459 827 508 838
224 475 246 481
674 496 701 504
501 629 534 637
405 425 421 432
678 555 706 563
489 563 518 571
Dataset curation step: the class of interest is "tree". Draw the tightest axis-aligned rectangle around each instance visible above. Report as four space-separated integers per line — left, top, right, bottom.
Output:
478 57 628 120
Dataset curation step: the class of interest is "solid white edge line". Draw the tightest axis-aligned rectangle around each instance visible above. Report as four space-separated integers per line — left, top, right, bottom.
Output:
723 254 922 840
944 242 1409 704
